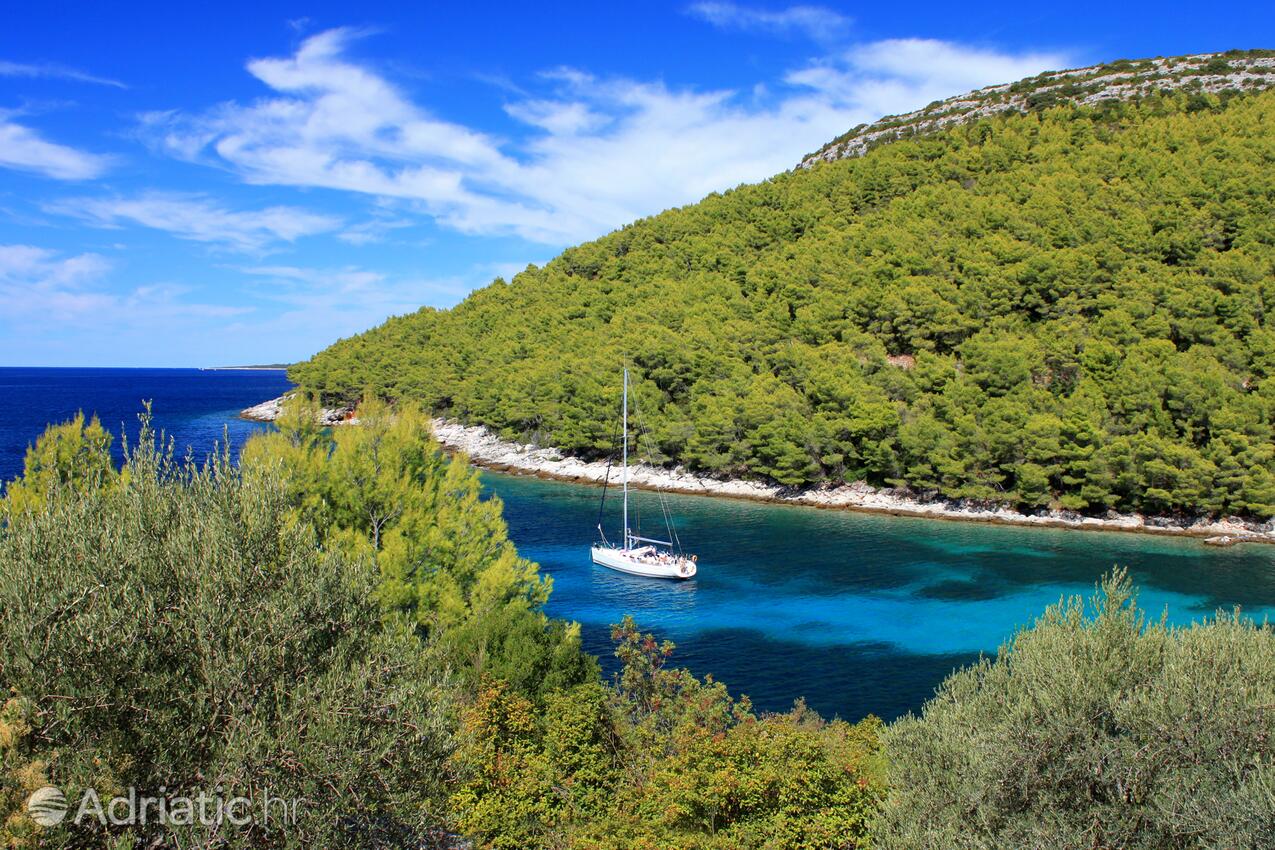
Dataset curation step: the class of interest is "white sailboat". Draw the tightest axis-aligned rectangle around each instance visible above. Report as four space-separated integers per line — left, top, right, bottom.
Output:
590 367 698 580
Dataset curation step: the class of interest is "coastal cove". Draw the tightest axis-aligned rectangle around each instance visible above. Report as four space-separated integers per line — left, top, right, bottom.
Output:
431 419 1275 546
484 466 1275 721
3 372 1270 720
9 26 1275 843
239 393 1275 720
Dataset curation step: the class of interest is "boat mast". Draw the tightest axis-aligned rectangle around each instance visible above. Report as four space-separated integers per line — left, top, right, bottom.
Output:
622 366 629 551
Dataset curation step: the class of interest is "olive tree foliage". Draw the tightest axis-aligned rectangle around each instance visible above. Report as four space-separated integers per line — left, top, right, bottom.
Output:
0 417 455 849
875 570 1275 849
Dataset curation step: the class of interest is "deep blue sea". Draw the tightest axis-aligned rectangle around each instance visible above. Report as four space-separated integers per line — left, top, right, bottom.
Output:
5 368 1274 722
0 367 293 482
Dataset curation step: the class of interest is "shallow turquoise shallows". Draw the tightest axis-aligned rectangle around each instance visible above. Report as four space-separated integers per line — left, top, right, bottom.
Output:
482 469 1275 722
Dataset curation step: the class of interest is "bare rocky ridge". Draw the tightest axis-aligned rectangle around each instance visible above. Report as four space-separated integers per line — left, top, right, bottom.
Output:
798 50 1275 169
241 395 1275 546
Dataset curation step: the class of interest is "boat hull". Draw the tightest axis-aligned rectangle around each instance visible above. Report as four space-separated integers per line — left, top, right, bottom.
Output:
591 546 696 580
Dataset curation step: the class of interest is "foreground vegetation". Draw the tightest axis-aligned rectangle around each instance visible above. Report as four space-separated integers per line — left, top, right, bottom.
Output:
295 87 1275 519
2 410 1273 848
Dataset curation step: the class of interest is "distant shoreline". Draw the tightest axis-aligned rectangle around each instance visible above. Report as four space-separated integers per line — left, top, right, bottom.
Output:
200 366 291 372
242 395 1275 547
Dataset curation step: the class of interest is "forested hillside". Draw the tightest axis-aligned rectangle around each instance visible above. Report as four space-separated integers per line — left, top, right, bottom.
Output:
292 85 1275 519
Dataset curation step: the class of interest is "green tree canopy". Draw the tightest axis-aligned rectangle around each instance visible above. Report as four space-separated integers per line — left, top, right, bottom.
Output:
3 411 117 515
239 397 596 699
292 89 1275 519
449 617 885 850
0 419 453 848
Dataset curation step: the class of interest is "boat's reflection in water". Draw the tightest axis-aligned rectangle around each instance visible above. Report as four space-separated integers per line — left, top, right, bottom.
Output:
588 563 700 617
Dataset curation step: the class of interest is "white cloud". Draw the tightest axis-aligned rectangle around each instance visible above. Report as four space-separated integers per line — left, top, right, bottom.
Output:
790 39 1071 115
227 263 472 357
239 264 386 291
143 28 1071 246
336 214 415 245
0 244 243 326
0 117 112 180
238 263 469 307
0 245 470 366
686 3 851 40
0 60 127 88
504 98 609 135
46 193 342 252
0 244 113 319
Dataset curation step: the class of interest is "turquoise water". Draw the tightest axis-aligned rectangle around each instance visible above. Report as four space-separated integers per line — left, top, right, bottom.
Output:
484 470 1275 722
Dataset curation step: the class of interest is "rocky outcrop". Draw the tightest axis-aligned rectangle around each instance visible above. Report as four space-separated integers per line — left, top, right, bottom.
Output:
798 51 1275 169
239 394 356 426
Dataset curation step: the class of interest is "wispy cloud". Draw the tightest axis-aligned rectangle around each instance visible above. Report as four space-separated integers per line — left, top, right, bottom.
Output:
239 264 386 291
238 263 470 306
0 59 127 88
46 193 342 252
686 3 851 41
0 244 114 320
336 213 416 246
0 244 242 325
0 115 113 180
229 263 472 356
141 28 1070 246
0 245 470 366
791 39 1071 111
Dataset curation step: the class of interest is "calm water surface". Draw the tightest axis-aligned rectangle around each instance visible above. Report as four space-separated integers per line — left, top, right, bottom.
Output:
485 470 1275 721
4 368 1272 722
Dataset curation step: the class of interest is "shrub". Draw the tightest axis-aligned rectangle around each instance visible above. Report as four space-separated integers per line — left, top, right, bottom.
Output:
0 420 454 848
875 570 1275 849
450 617 885 850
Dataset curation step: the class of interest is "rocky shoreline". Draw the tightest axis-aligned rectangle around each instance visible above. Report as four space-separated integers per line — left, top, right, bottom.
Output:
242 396 1275 547
240 395 358 426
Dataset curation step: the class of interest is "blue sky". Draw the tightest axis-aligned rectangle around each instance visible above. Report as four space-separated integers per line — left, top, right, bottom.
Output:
1 1 1271 366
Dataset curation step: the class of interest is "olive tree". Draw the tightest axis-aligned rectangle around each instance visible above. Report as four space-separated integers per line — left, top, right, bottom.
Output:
876 570 1275 849
0 423 455 849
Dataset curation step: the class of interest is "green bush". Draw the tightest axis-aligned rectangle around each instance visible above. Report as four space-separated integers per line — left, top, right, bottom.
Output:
2 411 117 516
875 570 1275 849
0 420 454 848
449 617 885 850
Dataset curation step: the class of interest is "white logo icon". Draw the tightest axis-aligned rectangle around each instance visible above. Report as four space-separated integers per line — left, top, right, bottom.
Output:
27 786 67 827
